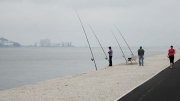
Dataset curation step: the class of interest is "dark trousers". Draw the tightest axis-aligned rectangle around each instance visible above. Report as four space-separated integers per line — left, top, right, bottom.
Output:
169 56 174 63
109 56 112 66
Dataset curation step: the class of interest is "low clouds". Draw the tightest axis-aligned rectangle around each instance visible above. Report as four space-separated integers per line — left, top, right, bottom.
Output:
0 0 180 46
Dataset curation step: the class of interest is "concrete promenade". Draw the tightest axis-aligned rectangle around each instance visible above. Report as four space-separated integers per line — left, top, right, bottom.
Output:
118 59 180 101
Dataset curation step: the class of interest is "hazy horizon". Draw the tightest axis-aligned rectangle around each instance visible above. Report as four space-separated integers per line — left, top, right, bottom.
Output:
0 0 180 47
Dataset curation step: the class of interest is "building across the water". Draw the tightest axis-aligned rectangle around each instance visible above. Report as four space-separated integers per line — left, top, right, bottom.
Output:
51 42 73 47
61 42 72 47
2 41 14 46
0 38 21 47
40 38 51 47
39 38 73 47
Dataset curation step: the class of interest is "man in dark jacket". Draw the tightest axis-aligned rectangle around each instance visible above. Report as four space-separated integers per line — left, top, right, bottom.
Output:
138 46 145 66
108 46 113 66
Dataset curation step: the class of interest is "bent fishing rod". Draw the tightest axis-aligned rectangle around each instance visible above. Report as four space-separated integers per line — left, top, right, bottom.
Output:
114 25 134 56
110 30 127 64
74 8 97 70
88 24 108 60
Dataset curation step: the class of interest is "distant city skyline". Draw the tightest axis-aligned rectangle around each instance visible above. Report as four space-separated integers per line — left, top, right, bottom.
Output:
38 38 73 47
0 0 180 47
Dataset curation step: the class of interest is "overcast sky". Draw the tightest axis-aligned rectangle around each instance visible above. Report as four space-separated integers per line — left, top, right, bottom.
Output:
0 0 180 47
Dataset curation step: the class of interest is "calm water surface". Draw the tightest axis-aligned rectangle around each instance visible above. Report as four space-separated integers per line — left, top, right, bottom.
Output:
0 47 168 90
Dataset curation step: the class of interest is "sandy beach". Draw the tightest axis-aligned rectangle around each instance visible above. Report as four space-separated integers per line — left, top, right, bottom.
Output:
0 51 179 101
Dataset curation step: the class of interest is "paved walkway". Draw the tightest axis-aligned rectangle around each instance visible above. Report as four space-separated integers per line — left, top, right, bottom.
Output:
118 59 180 101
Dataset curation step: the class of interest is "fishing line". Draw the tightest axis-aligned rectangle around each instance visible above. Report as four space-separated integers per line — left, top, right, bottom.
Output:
110 30 127 64
114 25 134 56
88 24 108 60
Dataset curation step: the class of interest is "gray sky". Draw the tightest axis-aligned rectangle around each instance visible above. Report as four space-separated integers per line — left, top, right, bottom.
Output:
0 0 180 47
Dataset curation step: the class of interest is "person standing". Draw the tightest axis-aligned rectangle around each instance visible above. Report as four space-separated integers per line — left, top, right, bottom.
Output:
138 46 145 66
108 46 113 66
168 45 175 68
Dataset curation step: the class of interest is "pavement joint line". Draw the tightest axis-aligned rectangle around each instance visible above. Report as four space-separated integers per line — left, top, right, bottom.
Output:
113 68 167 101
137 87 155 101
133 71 169 101
157 76 167 84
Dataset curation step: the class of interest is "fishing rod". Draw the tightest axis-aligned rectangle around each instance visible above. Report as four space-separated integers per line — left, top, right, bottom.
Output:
74 8 97 70
110 30 127 64
176 44 179 50
114 25 134 56
88 24 108 60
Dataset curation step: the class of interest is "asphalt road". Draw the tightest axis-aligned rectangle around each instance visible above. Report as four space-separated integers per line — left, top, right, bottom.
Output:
118 59 180 101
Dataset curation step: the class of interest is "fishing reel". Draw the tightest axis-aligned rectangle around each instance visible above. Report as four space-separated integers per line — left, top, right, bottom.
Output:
91 58 94 61
105 57 108 60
